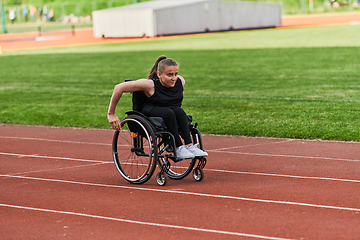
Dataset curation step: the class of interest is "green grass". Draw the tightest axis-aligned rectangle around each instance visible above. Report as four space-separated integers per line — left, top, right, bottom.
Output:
1 24 360 141
5 24 360 55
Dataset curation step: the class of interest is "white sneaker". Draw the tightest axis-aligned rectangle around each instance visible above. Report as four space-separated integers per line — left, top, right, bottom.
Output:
176 145 195 159
187 143 208 157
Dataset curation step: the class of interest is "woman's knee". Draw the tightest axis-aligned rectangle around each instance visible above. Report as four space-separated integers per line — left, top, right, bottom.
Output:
172 107 186 115
160 108 177 122
172 107 188 122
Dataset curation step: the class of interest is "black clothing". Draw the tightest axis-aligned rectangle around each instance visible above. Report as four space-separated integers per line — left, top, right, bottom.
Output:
142 106 191 147
141 77 191 147
145 77 183 109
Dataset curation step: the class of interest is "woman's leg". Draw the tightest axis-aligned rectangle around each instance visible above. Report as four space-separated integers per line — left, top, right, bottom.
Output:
142 105 183 147
171 107 192 145
172 107 208 157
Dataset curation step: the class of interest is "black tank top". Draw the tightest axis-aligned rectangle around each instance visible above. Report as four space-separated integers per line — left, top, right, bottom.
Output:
146 77 183 108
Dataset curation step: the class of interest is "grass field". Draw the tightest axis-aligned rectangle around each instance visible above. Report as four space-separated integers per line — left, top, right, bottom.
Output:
1 24 360 141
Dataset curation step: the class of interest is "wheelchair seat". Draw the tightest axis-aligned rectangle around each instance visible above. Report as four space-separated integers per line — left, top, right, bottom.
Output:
126 110 167 131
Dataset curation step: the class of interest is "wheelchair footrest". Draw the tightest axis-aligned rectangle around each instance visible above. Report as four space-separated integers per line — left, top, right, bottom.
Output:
197 157 207 169
160 153 184 163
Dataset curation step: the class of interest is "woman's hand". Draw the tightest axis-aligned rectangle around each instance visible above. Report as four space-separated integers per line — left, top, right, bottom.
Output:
108 113 121 130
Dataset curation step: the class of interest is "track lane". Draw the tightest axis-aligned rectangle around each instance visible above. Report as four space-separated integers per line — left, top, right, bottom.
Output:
2 130 360 208
1 173 360 240
2 125 360 239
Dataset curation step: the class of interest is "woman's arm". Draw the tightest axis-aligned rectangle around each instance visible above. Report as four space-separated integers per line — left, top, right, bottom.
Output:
107 79 153 130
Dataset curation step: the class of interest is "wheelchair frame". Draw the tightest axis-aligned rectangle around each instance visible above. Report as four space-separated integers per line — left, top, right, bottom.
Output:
111 79 207 186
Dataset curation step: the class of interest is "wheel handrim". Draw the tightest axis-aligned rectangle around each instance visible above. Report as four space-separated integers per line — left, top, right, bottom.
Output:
113 118 156 183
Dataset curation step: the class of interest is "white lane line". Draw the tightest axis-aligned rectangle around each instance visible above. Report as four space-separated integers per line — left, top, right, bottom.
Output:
1 174 360 213
208 150 360 163
0 152 109 163
0 136 111 146
11 162 109 176
2 136 360 163
0 203 293 240
1 152 360 184
211 139 294 151
207 168 360 184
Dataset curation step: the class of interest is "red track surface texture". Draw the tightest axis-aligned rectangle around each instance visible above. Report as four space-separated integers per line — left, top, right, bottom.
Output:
0 28 141 52
1 124 360 239
281 12 360 27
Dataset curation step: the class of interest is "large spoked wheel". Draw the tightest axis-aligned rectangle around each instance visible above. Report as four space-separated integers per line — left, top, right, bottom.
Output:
157 138 196 180
112 116 157 184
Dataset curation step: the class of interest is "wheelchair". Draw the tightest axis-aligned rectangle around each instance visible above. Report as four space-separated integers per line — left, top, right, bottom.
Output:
112 79 207 186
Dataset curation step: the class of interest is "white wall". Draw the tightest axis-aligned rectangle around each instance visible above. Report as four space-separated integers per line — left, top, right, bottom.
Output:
93 0 281 38
220 1 281 30
93 8 154 38
154 1 221 36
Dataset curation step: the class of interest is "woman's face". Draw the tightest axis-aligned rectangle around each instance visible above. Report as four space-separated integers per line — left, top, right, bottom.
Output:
157 65 178 88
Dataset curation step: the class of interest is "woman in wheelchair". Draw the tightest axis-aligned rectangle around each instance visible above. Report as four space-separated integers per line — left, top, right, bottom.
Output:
107 55 208 160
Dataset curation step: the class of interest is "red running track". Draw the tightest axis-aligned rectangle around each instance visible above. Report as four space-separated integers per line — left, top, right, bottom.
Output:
281 12 360 28
1 124 360 239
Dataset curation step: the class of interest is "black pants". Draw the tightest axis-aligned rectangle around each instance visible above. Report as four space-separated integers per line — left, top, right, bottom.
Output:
142 105 192 147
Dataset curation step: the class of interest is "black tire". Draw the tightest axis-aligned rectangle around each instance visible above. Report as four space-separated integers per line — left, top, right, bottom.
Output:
164 157 196 180
156 171 167 186
193 167 204 181
112 115 157 184
157 136 196 180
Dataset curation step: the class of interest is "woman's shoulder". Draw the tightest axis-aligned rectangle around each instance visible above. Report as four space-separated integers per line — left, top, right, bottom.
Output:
178 75 185 86
120 78 154 93
129 78 153 86
139 79 155 93
133 78 155 87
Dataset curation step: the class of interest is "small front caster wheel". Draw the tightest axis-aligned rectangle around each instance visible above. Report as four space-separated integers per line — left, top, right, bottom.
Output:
193 167 204 181
156 172 167 186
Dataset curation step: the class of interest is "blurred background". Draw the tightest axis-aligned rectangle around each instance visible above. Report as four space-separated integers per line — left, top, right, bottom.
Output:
0 0 359 34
